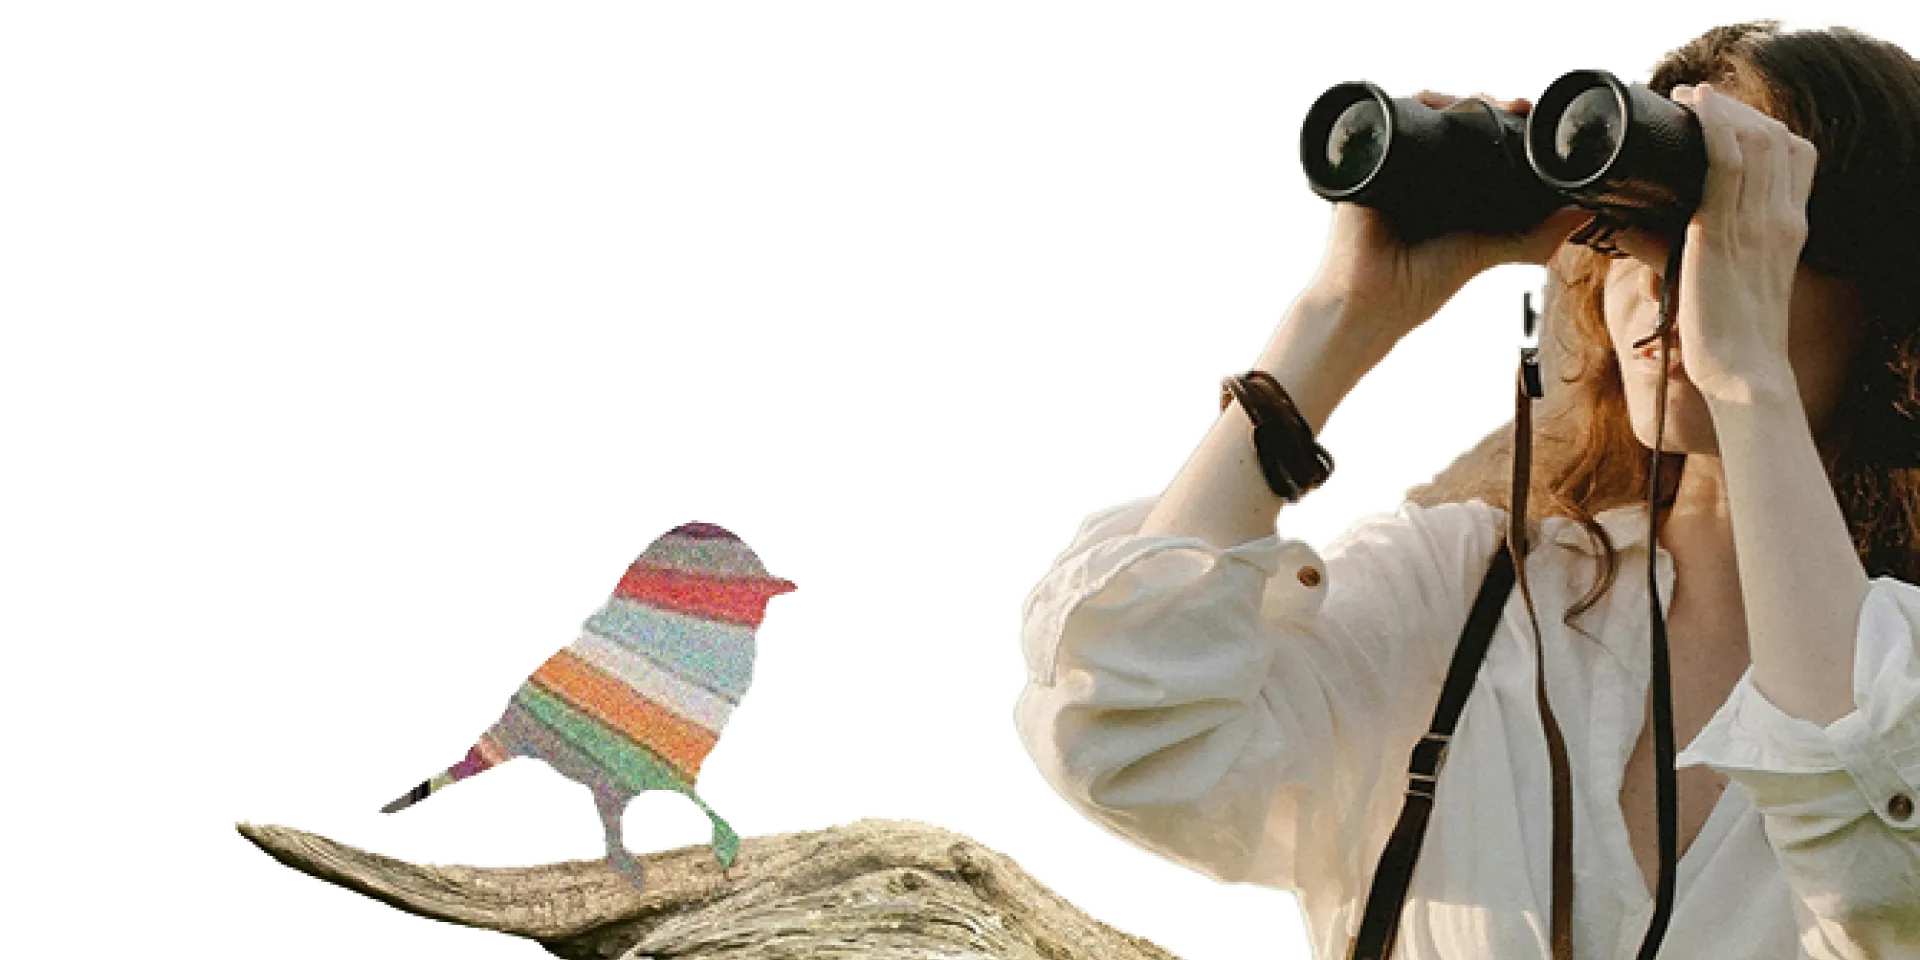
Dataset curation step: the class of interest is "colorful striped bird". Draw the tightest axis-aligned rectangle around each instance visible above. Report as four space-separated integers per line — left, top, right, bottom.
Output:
380 522 794 890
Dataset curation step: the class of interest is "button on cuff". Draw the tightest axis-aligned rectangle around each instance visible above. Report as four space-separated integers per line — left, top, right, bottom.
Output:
1889 792 1915 823
1825 711 1920 831
1256 540 1328 625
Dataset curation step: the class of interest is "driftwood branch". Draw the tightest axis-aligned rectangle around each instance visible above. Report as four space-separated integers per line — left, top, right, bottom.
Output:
237 818 1182 960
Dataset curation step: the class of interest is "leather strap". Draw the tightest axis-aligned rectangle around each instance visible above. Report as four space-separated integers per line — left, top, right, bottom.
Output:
1512 351 1577 960
1347 346 1574 960
1629 239 1689 960
1346 536 1516 960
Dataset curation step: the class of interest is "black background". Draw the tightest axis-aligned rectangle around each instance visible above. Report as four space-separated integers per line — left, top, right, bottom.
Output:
206 11 1904 956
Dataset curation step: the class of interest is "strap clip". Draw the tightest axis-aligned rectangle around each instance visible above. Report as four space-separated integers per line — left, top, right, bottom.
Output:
1520 292 1544 400
1406 733 1451 799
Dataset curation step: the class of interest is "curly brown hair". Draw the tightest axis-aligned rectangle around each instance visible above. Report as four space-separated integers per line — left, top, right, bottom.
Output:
1407 21 1920 629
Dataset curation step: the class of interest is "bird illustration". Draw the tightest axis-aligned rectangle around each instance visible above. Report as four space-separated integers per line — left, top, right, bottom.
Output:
380 521 795 889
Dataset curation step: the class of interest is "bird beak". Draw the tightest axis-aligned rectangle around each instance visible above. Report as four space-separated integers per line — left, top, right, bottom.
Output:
767 577 798 596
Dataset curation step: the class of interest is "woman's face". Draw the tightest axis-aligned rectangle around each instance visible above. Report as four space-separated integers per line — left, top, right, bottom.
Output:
1599 227 1866 456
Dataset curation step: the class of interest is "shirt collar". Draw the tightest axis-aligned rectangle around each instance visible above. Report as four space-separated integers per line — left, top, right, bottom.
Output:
1541 502 1660 557
1534 500 1679 673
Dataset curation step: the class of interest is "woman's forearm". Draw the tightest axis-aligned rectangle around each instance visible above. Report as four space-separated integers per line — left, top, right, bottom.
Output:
1707 379 1870 726
1139 291 1407 547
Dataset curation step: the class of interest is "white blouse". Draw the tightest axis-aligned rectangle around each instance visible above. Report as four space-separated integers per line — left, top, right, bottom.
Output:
1014 496 1920 959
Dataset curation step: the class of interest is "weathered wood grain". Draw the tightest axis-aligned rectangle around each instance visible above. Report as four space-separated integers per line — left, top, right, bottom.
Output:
237 818 1182 960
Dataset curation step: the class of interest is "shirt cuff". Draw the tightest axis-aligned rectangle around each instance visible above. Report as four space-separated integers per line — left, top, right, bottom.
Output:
1020 497 1328 688
1678 576 1920 833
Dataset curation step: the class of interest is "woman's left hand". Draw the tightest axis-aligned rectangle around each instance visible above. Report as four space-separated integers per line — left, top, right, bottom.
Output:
1667 82 1819 403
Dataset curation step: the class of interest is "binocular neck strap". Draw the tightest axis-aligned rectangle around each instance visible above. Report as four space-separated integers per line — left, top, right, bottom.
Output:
1630 236 1688 960
1526 234 1688 960
1348 245 1686 960
1510 340 1578 960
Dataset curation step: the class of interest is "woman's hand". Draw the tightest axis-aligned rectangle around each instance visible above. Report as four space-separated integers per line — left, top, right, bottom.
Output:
1304 93 1591 336
1664 82 1818 402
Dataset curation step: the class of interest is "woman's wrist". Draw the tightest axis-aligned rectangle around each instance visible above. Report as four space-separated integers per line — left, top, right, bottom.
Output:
1259 289 1382 437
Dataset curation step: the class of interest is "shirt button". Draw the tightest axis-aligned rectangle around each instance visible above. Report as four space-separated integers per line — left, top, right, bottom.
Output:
1297 565 1322 588
1890 793 1915 822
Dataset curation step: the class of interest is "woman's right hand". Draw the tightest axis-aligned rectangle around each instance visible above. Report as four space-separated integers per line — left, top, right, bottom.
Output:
1303 93 1593 340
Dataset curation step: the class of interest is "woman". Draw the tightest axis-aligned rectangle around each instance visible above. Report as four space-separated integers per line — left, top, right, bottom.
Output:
1015 22 1920 959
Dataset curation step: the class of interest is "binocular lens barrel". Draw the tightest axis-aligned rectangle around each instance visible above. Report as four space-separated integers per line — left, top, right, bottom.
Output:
1525 70 1705 234
1302 83 1394 197
1324 98 1389 192
1300 70 1707 241
1549 87 1624 182
1300 82 1562 242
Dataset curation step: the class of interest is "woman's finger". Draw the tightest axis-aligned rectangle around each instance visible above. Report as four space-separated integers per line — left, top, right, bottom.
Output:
1786 135 1819 212
1409 90 1530 117
1686 85 1747 234
1723 100 1780 230
1765 119 1799 230
1755 107 1815 231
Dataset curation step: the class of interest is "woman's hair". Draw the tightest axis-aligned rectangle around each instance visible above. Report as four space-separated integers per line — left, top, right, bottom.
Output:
1407 21 1920 629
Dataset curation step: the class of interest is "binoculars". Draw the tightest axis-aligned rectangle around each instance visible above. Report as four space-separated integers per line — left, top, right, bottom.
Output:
1300 70 1706 243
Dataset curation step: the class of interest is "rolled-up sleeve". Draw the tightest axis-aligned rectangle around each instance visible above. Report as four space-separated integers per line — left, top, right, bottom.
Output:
1014 495 1501 891
1678 576 1920 946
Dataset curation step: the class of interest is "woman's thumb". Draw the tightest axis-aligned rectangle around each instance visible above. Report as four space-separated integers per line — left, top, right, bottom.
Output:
1499 207 1594 266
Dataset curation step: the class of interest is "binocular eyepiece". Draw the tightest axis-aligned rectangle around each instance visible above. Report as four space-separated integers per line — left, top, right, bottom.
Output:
1301 70 1707 243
